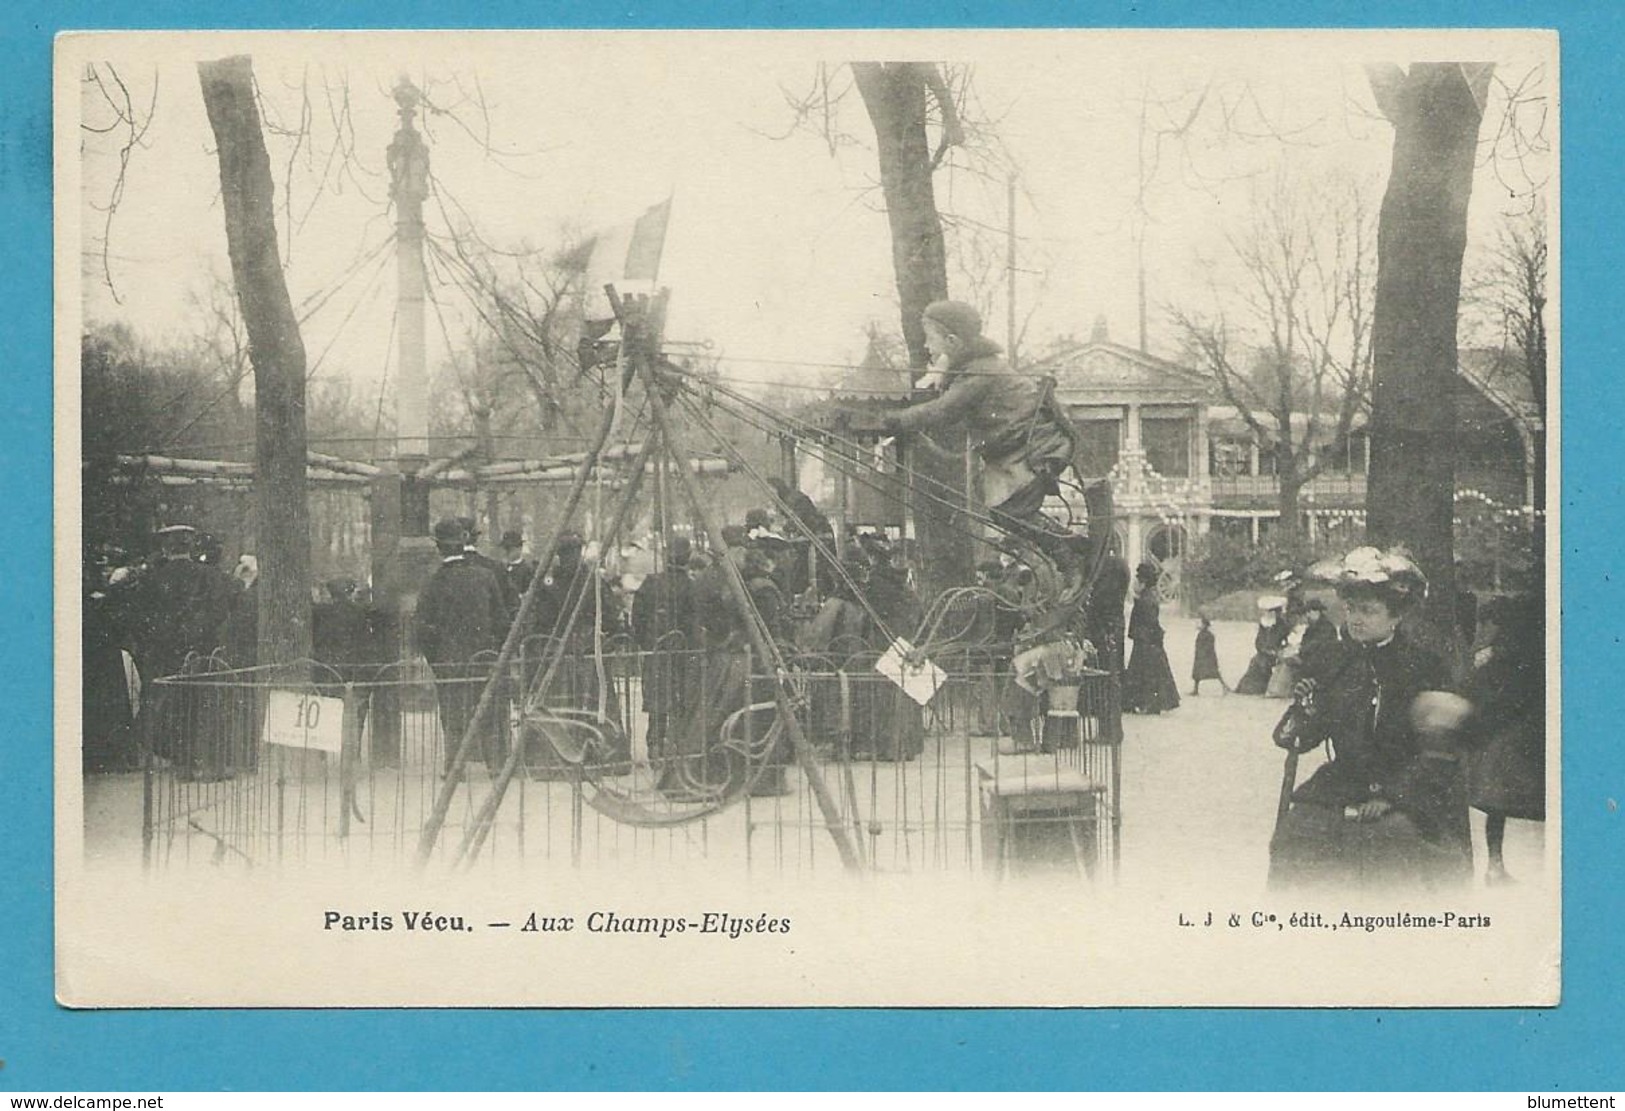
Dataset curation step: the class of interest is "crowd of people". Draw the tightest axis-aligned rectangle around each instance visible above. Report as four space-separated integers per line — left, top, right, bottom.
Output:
81 512 1547 891
82 524 257 776
399 503 943 787
79 291 1545 891
611 520 1546 895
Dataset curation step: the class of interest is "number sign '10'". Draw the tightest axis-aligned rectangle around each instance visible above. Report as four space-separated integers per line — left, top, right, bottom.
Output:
263 689 345 754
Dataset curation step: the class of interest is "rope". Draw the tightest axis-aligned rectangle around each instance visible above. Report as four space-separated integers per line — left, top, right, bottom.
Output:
669 371 1121 629
422 237 606 439
156 233 400 451
678 371 1016 534
671 372 1010 549
294 232 397 327
670 387 906 649
302 244 396 385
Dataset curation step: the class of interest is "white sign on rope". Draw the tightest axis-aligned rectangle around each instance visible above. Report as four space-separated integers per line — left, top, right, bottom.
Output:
874 638 946 706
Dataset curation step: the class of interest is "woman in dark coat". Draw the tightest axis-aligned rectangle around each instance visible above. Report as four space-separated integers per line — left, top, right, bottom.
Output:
1296 599 1341 679
1269 547 1472 891
82 563 138 773
801 561 873 756
854 542 925 761
1121 561 1181 715
1237 600 1288 695
418 519 510 775
1466 594 1545 884
656 549 758 799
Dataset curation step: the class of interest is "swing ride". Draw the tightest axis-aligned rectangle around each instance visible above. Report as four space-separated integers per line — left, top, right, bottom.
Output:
107 78 1123 876
415 285 1120 873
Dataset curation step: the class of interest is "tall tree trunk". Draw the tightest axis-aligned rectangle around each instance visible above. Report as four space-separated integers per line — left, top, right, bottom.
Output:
199 56 312 667
1277 473 1304 543
852 62 971 597
1365 62 1490 659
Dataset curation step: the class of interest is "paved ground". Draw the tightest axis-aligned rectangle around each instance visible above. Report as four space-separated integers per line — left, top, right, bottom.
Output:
81 616 1548 887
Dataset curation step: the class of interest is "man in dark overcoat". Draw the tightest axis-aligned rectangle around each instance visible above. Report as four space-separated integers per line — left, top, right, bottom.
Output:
459 515 519 616
498 529 537 602
459 516 519 758
631 535 700 759
132 524 233 681
130 524 235 777
418 517 510 775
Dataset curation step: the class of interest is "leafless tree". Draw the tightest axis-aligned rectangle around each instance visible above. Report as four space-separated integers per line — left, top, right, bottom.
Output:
423 214 606 445
1463 198 1548 565
856 319 909 370
1118 72 1333 353
83 61 539 303
1170 168 1377 536
1467 200 1548 426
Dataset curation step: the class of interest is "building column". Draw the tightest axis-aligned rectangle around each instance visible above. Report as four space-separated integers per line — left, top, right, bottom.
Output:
1193 404 1210 498
1126 512 1143 572
1119 402 1144 505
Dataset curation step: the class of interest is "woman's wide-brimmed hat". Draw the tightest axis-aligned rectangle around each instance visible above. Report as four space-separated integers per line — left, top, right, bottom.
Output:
1335 546 1429 604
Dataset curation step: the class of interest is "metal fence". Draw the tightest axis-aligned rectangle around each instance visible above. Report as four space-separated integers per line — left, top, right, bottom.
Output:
136 642 1122 879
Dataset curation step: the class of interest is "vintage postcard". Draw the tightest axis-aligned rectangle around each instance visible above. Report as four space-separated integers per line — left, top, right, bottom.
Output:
55 28 1559 1007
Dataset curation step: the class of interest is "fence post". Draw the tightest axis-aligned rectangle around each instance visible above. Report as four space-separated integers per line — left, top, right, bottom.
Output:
141 750 154 871
570 765 583 869
274 746 287 865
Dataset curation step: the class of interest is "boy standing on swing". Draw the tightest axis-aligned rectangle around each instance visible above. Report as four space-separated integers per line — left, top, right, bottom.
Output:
881 299 1094 610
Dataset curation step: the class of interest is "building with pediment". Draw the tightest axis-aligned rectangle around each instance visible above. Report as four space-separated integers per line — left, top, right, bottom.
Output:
1026 319 1216 587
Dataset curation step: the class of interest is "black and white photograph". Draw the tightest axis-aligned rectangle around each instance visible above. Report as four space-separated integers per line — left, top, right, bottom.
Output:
55 29 1558 1007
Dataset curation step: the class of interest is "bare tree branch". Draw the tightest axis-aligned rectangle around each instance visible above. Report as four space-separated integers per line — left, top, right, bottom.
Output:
82 63 160 304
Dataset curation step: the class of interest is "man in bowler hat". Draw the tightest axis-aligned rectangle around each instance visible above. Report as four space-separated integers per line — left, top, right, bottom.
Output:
418 517 510 776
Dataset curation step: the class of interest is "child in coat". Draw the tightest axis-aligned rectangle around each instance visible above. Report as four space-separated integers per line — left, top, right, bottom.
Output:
1192 615 1228 695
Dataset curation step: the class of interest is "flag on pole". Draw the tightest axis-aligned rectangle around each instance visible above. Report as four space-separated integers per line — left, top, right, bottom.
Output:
582 197 673 321
575 197 674 372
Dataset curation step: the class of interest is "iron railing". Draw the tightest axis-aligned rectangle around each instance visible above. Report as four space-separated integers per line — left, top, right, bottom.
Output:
131 642 1122 880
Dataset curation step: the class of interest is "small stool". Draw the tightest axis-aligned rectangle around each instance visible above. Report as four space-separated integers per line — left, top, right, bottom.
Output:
976 756 1105 878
